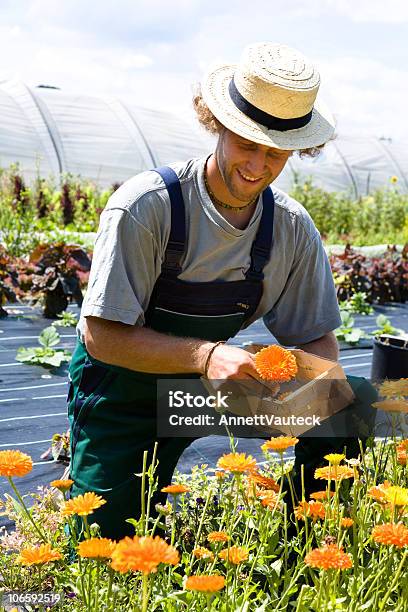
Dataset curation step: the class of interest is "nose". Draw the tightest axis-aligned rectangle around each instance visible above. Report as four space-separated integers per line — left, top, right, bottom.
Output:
245 149 267 177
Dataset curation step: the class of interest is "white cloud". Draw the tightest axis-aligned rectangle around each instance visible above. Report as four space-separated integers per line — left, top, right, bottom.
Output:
325 0 408 23
318 56 408 139
119 54 154 71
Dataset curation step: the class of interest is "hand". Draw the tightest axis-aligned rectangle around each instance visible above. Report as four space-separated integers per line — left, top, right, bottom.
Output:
203 344 280 411
204 344 279 392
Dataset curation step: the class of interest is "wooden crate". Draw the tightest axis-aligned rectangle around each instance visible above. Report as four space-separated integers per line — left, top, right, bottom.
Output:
226 345 355 436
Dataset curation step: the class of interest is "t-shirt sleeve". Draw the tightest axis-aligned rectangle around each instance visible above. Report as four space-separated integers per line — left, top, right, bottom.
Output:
81 207 161 326
263 233 342 346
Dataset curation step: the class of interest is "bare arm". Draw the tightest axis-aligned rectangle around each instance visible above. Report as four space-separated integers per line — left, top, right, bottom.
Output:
296 331 339 362
83 316 263 380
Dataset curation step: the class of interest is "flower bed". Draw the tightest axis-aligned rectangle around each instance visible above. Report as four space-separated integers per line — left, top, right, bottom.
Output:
1 426 407 610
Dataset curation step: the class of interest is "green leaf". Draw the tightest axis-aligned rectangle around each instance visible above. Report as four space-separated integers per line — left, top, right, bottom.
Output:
38 326 60 348
16 347 38 363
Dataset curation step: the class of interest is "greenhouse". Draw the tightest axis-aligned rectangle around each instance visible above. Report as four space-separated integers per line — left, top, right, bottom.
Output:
0 78 407 197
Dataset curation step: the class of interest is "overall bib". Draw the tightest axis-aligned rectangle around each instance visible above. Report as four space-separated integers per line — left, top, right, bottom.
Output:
67 166 275 541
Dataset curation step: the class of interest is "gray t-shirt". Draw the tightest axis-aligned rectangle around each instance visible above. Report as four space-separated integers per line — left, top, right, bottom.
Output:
77 156 341 346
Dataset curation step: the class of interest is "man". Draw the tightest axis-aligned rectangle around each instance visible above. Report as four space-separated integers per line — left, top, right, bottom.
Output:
67 42 376 540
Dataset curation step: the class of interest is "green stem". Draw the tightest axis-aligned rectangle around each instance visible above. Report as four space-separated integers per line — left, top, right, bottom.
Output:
140 451 148 535
95 559 100 612
8 477 48 542
106 567 114 610
141 574 149 612
378 549 407 610
145 443 158 534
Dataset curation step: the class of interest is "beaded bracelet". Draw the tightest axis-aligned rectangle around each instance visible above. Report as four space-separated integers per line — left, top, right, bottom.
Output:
204 341 225 378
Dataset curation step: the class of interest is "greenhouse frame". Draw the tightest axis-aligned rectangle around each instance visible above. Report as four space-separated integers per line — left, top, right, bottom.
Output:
0 78 407 196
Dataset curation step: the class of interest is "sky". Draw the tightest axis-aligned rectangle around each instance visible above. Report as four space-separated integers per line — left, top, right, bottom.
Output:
0 0 407 140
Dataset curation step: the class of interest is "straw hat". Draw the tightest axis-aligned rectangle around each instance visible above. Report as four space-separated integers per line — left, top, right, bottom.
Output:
201 42 335 150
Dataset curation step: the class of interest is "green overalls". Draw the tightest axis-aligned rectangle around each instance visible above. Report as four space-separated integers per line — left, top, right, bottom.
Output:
67 166 274 541
67 167 376 541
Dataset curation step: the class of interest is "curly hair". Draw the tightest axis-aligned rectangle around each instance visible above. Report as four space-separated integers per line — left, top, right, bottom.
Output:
192 85 329 159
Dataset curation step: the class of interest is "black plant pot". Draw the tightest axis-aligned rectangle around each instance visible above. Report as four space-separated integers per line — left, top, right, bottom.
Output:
370 335 408 382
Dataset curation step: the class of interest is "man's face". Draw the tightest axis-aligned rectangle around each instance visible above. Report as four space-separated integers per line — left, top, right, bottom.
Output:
215 129 293 203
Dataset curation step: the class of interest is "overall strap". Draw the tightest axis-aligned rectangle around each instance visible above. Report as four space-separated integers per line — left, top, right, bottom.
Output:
245 186 275 281
152 166 186 277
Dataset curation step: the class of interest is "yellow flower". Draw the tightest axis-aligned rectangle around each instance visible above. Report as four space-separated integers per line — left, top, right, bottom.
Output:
378 379 408 398
324 453 345 465
383 486 408 506
61 492 106 517
0 450 33 478
50 479 74 492
372 400 408 413
390 176 398 184
217 452 257 474
78 538 116 559
16 543 62 566
111 535 179 574
314 466 355 481
261 436 299 453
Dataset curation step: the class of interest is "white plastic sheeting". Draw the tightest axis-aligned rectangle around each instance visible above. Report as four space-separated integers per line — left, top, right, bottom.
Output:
0 78 406 196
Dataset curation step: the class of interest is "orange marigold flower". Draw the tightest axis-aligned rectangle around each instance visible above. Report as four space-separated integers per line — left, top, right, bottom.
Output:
248 471 280 493
208 531 230 543
217 452 257 474
78 537 116 559
367 480 392 503
0 450 33 478
61 492 107 517
305 544 353 570
372 523 408 548
396 439 408 451
215 470 227 479
261 436 299 453
314 466 354 481
254 345 298 382
340 518 354 528
378 379 408 398
185 575 225 592
295 500 326 521
257 489 281 510
309 490 335 501
383 486 408 506
219 546 249 564
193 547 214 560
111 535 179 574
161 484 189 495
397 450 407 466
50 479 74 492
16 543 62 566
372 400 408 413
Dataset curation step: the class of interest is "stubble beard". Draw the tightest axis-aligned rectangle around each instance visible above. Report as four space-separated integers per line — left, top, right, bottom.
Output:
216 152 269 204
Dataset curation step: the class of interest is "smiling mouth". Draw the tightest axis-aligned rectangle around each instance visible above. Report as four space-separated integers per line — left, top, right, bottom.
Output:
237 169 263 183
